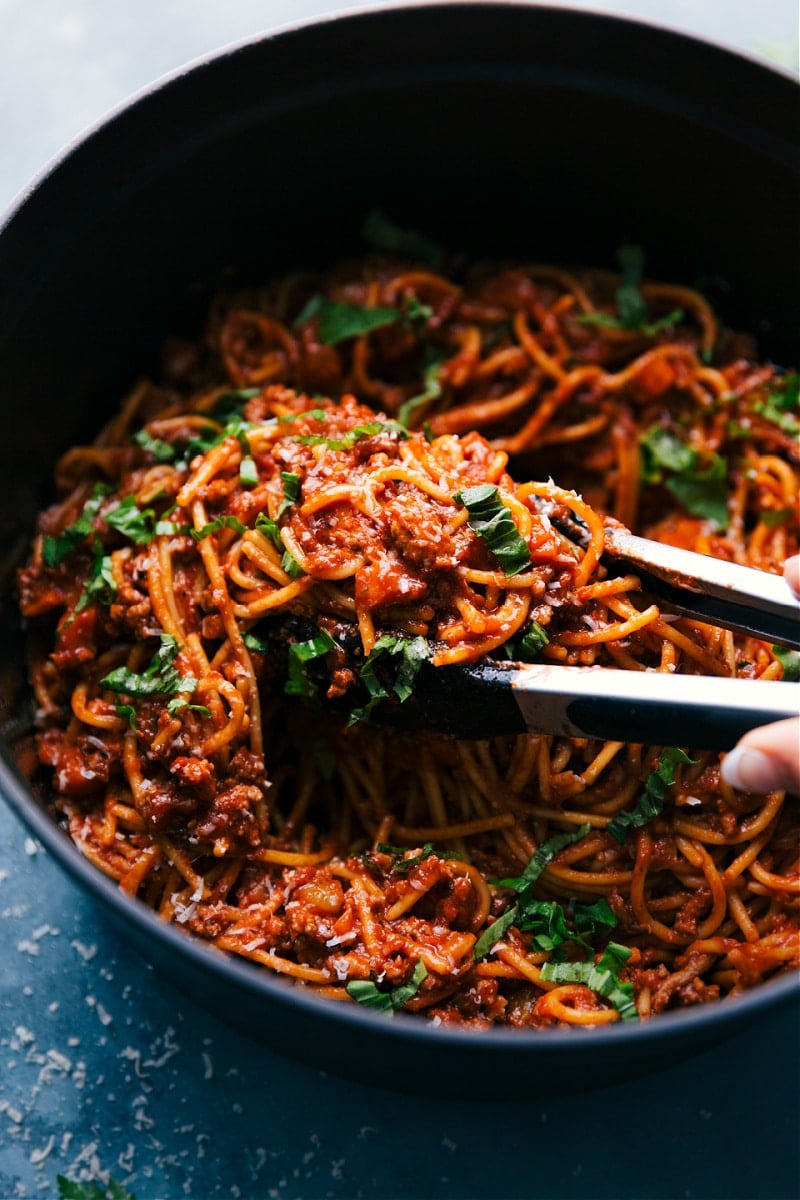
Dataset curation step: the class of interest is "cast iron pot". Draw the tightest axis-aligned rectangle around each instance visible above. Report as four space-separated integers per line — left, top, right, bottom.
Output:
0 3 798 1097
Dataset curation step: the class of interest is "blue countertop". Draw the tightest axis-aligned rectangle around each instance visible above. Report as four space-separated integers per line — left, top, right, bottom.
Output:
1 3 798 1197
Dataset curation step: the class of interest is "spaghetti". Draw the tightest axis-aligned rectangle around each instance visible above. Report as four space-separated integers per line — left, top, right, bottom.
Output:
18 243 799 1028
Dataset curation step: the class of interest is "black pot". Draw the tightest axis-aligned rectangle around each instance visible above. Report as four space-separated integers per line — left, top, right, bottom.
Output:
0 3 797 1098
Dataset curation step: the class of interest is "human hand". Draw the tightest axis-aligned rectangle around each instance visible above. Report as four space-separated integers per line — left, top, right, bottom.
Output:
721 555 800 795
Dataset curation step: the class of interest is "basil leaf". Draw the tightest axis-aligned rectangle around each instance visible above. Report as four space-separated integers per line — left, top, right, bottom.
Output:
473 904 519 961
294 420 408 450
376 842 436 875
255 512 283 548
100 634 197 698
516 897 572 952
362 209 446 269
74 548 117 613
454 484 531 576
239 455 259 488
348 634 431 724
212 388 262 422
504 619 549 662
42 484 112 566
607 746 695 842
242 631 270 654
403 294 434 324
580 244 682 336
295 294 400 345
772 645 800 682
665 453 729 530
285 630 337 699
191 515 247 541
493 824 592 892
346 960 428 1016
105 496 158 545
640 427 729 529
280 551 304 579
540 941 638 1021
398 348 446 429
133 428 176 463
639 427 695 483
167 698 212 718
572 897 617 937
278 407 328 424
276 471 301 519
116 704 137 729
57 1176 136 1200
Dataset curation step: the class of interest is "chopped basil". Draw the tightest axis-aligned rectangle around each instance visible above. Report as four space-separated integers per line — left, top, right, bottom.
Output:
362 209 446 269
772 645 800 682
100 634 198 698
294 419 408 450
276 471 301 519
607 746 695 842
579 244 683 336
278 407 328 424
116 704 137 729
167 698 212 718
104 496 158 545
57 1173 136 1200
475 825 597 961
285 630 337 699
761 508 791 529
133 428 176 463
398 348 446 429
453 484 531 576
376 842 436 876
294 294 400 345
494 824 593 893
280 551 304 579
212 387 262 422
42 484 111 566
346 960 428 1015
191 515 247 541
74 548 117 613
239 455 259 488
503 619 549 662
402 294 434 324
348 634 431 724
242 631 270 654
540 942 638 1021
640 426 729 529
753 376 799 434
255 512 284 548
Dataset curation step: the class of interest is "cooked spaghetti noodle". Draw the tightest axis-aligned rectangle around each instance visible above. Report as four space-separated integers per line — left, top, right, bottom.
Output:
18 241 799 1028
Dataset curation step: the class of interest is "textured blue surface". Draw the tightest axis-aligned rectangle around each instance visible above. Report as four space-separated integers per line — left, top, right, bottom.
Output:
1 2 799 1197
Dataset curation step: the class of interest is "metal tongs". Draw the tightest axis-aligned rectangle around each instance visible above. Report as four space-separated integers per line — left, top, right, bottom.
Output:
389 530 800 750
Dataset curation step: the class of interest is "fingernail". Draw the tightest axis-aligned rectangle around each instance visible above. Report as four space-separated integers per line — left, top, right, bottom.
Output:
722 746 782 793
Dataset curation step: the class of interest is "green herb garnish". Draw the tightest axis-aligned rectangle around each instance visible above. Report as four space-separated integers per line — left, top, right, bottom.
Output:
503 619 549 662
541 942 638 1021
280 551 304 579
453 484 531 576
346 960 428 1015
398 348 446 429
294 419 408 450
474 824 595 960
74 548 117 613
772 645 800 682
579 244 683 336
191 515 247 541
294 294 400 345
284 630 337 699
100 634 197 698
133 428 176 463
42 484 112 566
276 471 301 519
239 456 259 488
57 1175 136 1200
639 426 729 529
166 698 212 718
362 209 446 268
376 842 436 875
348 634 431 724
242 631 270 653
607 746 695 842
104 497 158 545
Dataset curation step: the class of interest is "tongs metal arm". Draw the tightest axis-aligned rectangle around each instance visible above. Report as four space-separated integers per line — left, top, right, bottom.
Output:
602 528 800 649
